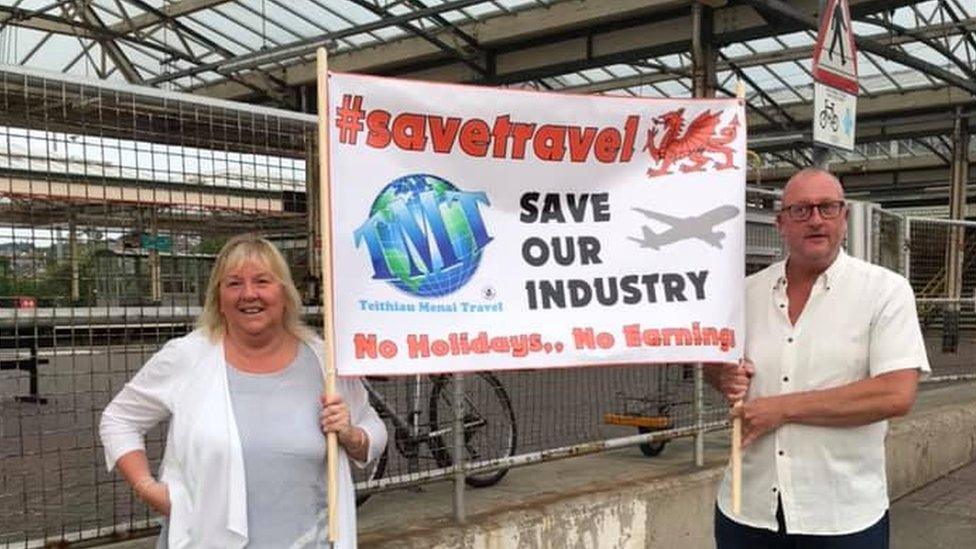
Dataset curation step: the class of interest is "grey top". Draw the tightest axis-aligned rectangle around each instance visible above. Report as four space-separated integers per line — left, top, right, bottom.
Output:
158 343 328 548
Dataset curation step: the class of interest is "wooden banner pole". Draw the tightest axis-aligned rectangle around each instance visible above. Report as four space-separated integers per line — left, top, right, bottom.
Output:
732 401 742 514
316 47 340 543
732 79 746 516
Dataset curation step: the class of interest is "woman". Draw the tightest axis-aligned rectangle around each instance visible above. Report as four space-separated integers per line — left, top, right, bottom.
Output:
100 234 386 548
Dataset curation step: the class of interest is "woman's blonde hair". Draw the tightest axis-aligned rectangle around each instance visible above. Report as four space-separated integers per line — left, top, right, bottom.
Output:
197 234 314 342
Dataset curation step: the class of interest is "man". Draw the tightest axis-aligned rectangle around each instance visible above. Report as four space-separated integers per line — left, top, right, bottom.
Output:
706 168 929 548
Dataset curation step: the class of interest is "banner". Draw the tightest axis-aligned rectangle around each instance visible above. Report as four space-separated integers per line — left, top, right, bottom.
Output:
328 72 745 375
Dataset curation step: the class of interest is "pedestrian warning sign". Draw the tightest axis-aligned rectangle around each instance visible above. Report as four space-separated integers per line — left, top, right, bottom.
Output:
812 0 859 95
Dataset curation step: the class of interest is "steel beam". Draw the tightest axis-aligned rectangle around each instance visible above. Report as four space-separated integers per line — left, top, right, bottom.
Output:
741 0 976 95
187 0 924 101
346 0 488 76
0 5 98 37
149 0 492 84
111 0 233 33
184 0 697 95
74 0 143 83
860 14 976 82
691 2 716 98
0 4 209 64
561 17 976 95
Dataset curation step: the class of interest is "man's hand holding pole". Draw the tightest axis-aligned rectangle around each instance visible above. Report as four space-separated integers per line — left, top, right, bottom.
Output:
704 360 754 514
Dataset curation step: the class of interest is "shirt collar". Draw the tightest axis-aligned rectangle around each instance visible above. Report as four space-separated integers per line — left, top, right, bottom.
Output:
773 249 849 291
821 249 849 289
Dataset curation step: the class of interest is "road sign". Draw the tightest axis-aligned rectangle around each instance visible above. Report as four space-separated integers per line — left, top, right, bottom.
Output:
813 81 856 151
140 234 173 252
812 0 859 95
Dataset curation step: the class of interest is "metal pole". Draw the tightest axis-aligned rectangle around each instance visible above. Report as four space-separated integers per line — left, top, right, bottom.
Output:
904 216 976 228
870 206 881 266
691 2 716 98
694 363 705 467
356 420 731 496
692 2 704 95
902 217 911 281
149 208 161 304
944 108 968 353
306 138 319 303
812 145 831 169
69 212 79 302
691 1 715 470
812 0 831 169
452 373 466 523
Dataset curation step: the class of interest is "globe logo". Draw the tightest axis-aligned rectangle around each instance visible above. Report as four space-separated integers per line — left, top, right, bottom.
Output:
353 174 492 298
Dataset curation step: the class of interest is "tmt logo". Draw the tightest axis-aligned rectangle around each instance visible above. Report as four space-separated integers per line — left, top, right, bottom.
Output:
354 174 492 298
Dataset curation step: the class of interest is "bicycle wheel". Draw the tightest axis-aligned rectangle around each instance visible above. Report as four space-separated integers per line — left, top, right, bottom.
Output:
637 426 667 457
353 445 388 506
428 372 517 488
354 389 390 506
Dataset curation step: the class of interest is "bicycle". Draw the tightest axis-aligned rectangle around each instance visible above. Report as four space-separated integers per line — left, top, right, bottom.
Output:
819 99 839 132
354 372 517 505
603 364 696 457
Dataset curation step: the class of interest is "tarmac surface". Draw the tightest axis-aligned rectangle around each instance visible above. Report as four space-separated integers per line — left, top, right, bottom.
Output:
890 459 976 549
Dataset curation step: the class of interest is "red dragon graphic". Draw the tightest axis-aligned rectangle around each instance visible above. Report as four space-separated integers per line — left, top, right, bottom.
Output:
644 108 740 178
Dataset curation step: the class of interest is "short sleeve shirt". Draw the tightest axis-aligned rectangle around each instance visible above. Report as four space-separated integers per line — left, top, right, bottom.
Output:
717 251 930 535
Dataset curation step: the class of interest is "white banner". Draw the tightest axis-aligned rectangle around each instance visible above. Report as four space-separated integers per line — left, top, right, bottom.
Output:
327 72 746 375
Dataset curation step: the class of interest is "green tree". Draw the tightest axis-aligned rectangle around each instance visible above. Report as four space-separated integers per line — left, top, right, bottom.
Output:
193 236 228 255
0 247 99 306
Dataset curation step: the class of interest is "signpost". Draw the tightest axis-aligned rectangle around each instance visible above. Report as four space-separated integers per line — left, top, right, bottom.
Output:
139 234 172 252
812 0 858 152
813 82 856 151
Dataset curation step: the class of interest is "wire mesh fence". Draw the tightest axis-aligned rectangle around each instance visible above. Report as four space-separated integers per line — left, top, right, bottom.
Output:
353 364 729 498
744 187 784 275
905 217 976 380
872 207 906 275
0 65 969 547
0 66 315 546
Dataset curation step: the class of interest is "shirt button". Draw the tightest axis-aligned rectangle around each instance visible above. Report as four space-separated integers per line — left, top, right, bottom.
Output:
779 303 785 308
778 450 785 456
787 337 794 343
772 487 778 493
783 376 789 382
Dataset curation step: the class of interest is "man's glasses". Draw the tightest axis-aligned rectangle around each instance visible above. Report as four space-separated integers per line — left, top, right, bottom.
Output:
780 200 845 222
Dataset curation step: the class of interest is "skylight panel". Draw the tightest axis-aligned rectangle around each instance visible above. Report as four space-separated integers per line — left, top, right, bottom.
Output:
741 37 781 54
776 31 814 48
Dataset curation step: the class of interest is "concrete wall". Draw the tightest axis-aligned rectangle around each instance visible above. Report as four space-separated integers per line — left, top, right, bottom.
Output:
371 400 976 549
886 401 976 500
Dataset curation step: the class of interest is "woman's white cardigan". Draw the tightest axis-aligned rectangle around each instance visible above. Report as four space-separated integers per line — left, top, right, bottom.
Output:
99 330 387 548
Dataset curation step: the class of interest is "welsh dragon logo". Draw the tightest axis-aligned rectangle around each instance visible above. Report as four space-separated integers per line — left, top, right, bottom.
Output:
644 108 740 178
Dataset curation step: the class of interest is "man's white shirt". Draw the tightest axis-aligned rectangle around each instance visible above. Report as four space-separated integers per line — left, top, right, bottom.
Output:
717 250 930 535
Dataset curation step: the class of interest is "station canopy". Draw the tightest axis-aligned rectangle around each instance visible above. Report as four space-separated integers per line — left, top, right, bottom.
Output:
1 0 974 209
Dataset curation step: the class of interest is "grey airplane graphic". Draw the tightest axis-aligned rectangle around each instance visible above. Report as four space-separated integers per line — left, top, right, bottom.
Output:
629 205 740 250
